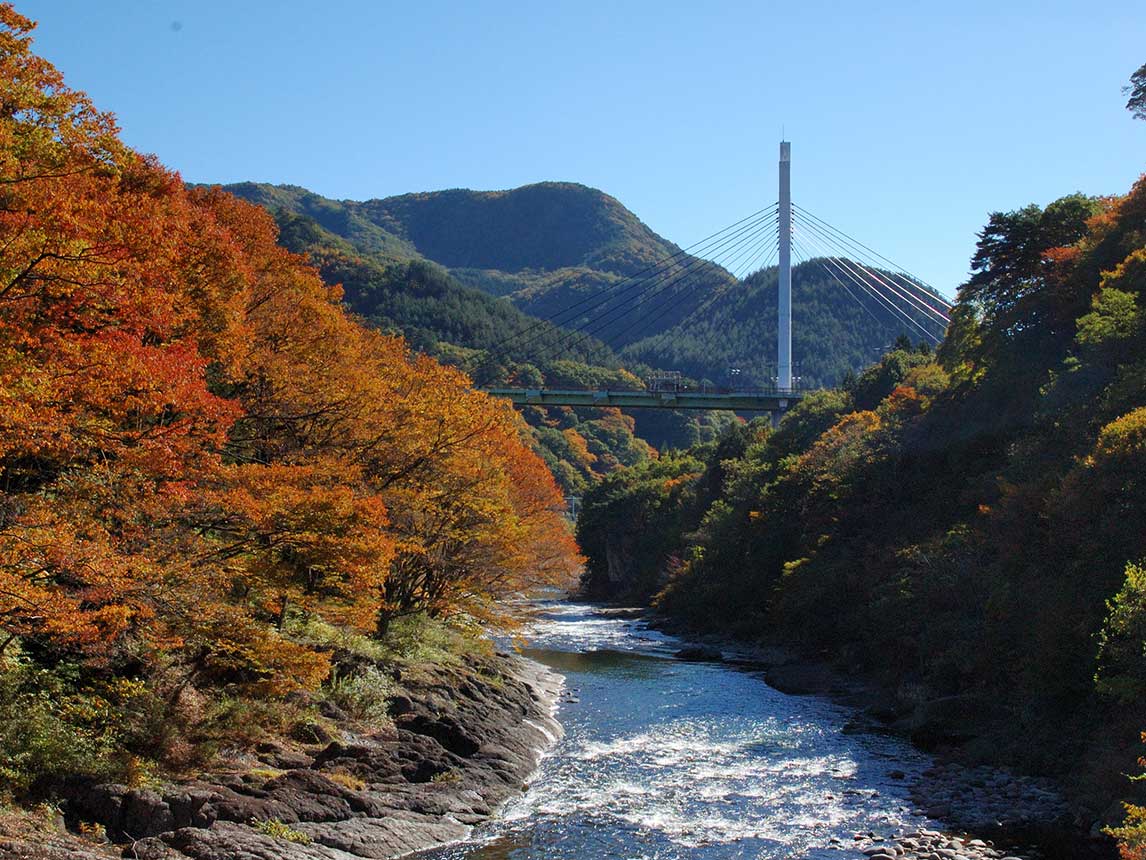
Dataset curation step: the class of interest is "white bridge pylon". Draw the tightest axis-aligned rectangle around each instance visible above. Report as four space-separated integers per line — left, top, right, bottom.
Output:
777 140 792 392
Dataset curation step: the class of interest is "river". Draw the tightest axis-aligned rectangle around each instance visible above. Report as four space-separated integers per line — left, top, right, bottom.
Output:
422 602 941 860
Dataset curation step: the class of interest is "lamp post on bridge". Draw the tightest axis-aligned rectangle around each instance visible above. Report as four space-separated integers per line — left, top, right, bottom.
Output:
778 140 792 393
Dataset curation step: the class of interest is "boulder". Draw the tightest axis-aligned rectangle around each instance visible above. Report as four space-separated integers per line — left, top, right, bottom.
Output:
396 713 481 757
674 645 724 662
122 789 175 839
764 661 841 695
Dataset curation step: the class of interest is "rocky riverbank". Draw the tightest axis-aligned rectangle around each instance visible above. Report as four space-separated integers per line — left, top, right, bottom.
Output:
648 610 1115 860
841 761 1102 860
0 652 562 860
852 829 1035 860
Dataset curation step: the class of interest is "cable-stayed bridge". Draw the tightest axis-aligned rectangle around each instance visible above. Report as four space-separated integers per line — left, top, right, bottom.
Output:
476 142 952 414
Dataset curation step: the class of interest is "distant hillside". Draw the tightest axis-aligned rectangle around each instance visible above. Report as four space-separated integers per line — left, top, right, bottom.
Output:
623 261 942 389
359 182 666 273
269 208 626 382
225 181 736 346
223 182 417 261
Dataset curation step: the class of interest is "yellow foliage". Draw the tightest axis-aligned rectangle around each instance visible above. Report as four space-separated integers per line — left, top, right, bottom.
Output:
1095 407 1146 461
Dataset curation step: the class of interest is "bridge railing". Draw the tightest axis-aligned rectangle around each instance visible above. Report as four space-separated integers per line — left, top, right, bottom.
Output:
482 386 804 411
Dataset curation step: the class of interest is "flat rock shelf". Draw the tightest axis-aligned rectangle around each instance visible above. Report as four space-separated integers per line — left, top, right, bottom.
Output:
0 653 563 860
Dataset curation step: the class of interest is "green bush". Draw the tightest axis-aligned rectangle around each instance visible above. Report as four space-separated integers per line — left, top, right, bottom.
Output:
0 658 128 795
324 666 394 723
1105 803 1146 860
195 693 311 752
1096 562 1146 703
284 616 387 662
375 613 491 665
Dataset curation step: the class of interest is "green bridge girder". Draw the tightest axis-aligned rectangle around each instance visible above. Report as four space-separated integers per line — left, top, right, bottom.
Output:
482 388 802 412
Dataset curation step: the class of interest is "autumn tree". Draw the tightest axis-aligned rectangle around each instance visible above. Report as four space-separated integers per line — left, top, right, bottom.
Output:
0 1 580 704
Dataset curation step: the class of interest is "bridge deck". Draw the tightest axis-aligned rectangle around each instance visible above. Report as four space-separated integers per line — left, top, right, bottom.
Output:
483 388 801 412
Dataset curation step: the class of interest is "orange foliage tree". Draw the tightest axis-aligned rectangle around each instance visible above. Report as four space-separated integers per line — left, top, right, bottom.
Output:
0 4 580 696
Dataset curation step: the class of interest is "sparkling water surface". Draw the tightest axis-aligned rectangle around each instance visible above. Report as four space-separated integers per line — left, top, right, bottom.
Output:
420 602 933 860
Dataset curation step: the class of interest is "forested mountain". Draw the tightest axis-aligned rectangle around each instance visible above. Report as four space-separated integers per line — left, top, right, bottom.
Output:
225 181 737 346
229 195 739 494
268 208 624 378
223 182 419 261
221 181 954 490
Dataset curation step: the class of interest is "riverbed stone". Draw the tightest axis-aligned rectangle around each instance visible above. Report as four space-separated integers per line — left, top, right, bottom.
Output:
674 645 724 662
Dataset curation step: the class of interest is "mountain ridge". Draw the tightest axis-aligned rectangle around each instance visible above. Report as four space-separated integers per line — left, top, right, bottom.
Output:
223 179 945 389
223 180 738 346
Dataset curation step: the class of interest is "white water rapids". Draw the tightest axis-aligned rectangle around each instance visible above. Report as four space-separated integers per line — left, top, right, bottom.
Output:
423 602 938 859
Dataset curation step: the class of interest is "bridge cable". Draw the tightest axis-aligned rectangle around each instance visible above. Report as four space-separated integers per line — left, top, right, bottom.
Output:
790 226 943 344
695 217 780 287
792 203 953 309
656 230 782 332
600 226 780 354
801 251 942 346
791 217 951 331
528 213 780 367
470 203 778 373
792 202 951 306
792 217 952 327
520 209 779 364
473 206 778 374
488 201 776 340
791 227 943 345
793 224 951 336
792 212 951 325
527 213 779 366
789 236 889 330
729 229 781 281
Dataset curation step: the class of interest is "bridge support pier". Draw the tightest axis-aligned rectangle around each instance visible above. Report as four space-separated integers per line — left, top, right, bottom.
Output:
770 399 789 429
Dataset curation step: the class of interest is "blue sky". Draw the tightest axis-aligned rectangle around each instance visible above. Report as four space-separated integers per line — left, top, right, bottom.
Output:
18 0 1146 298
